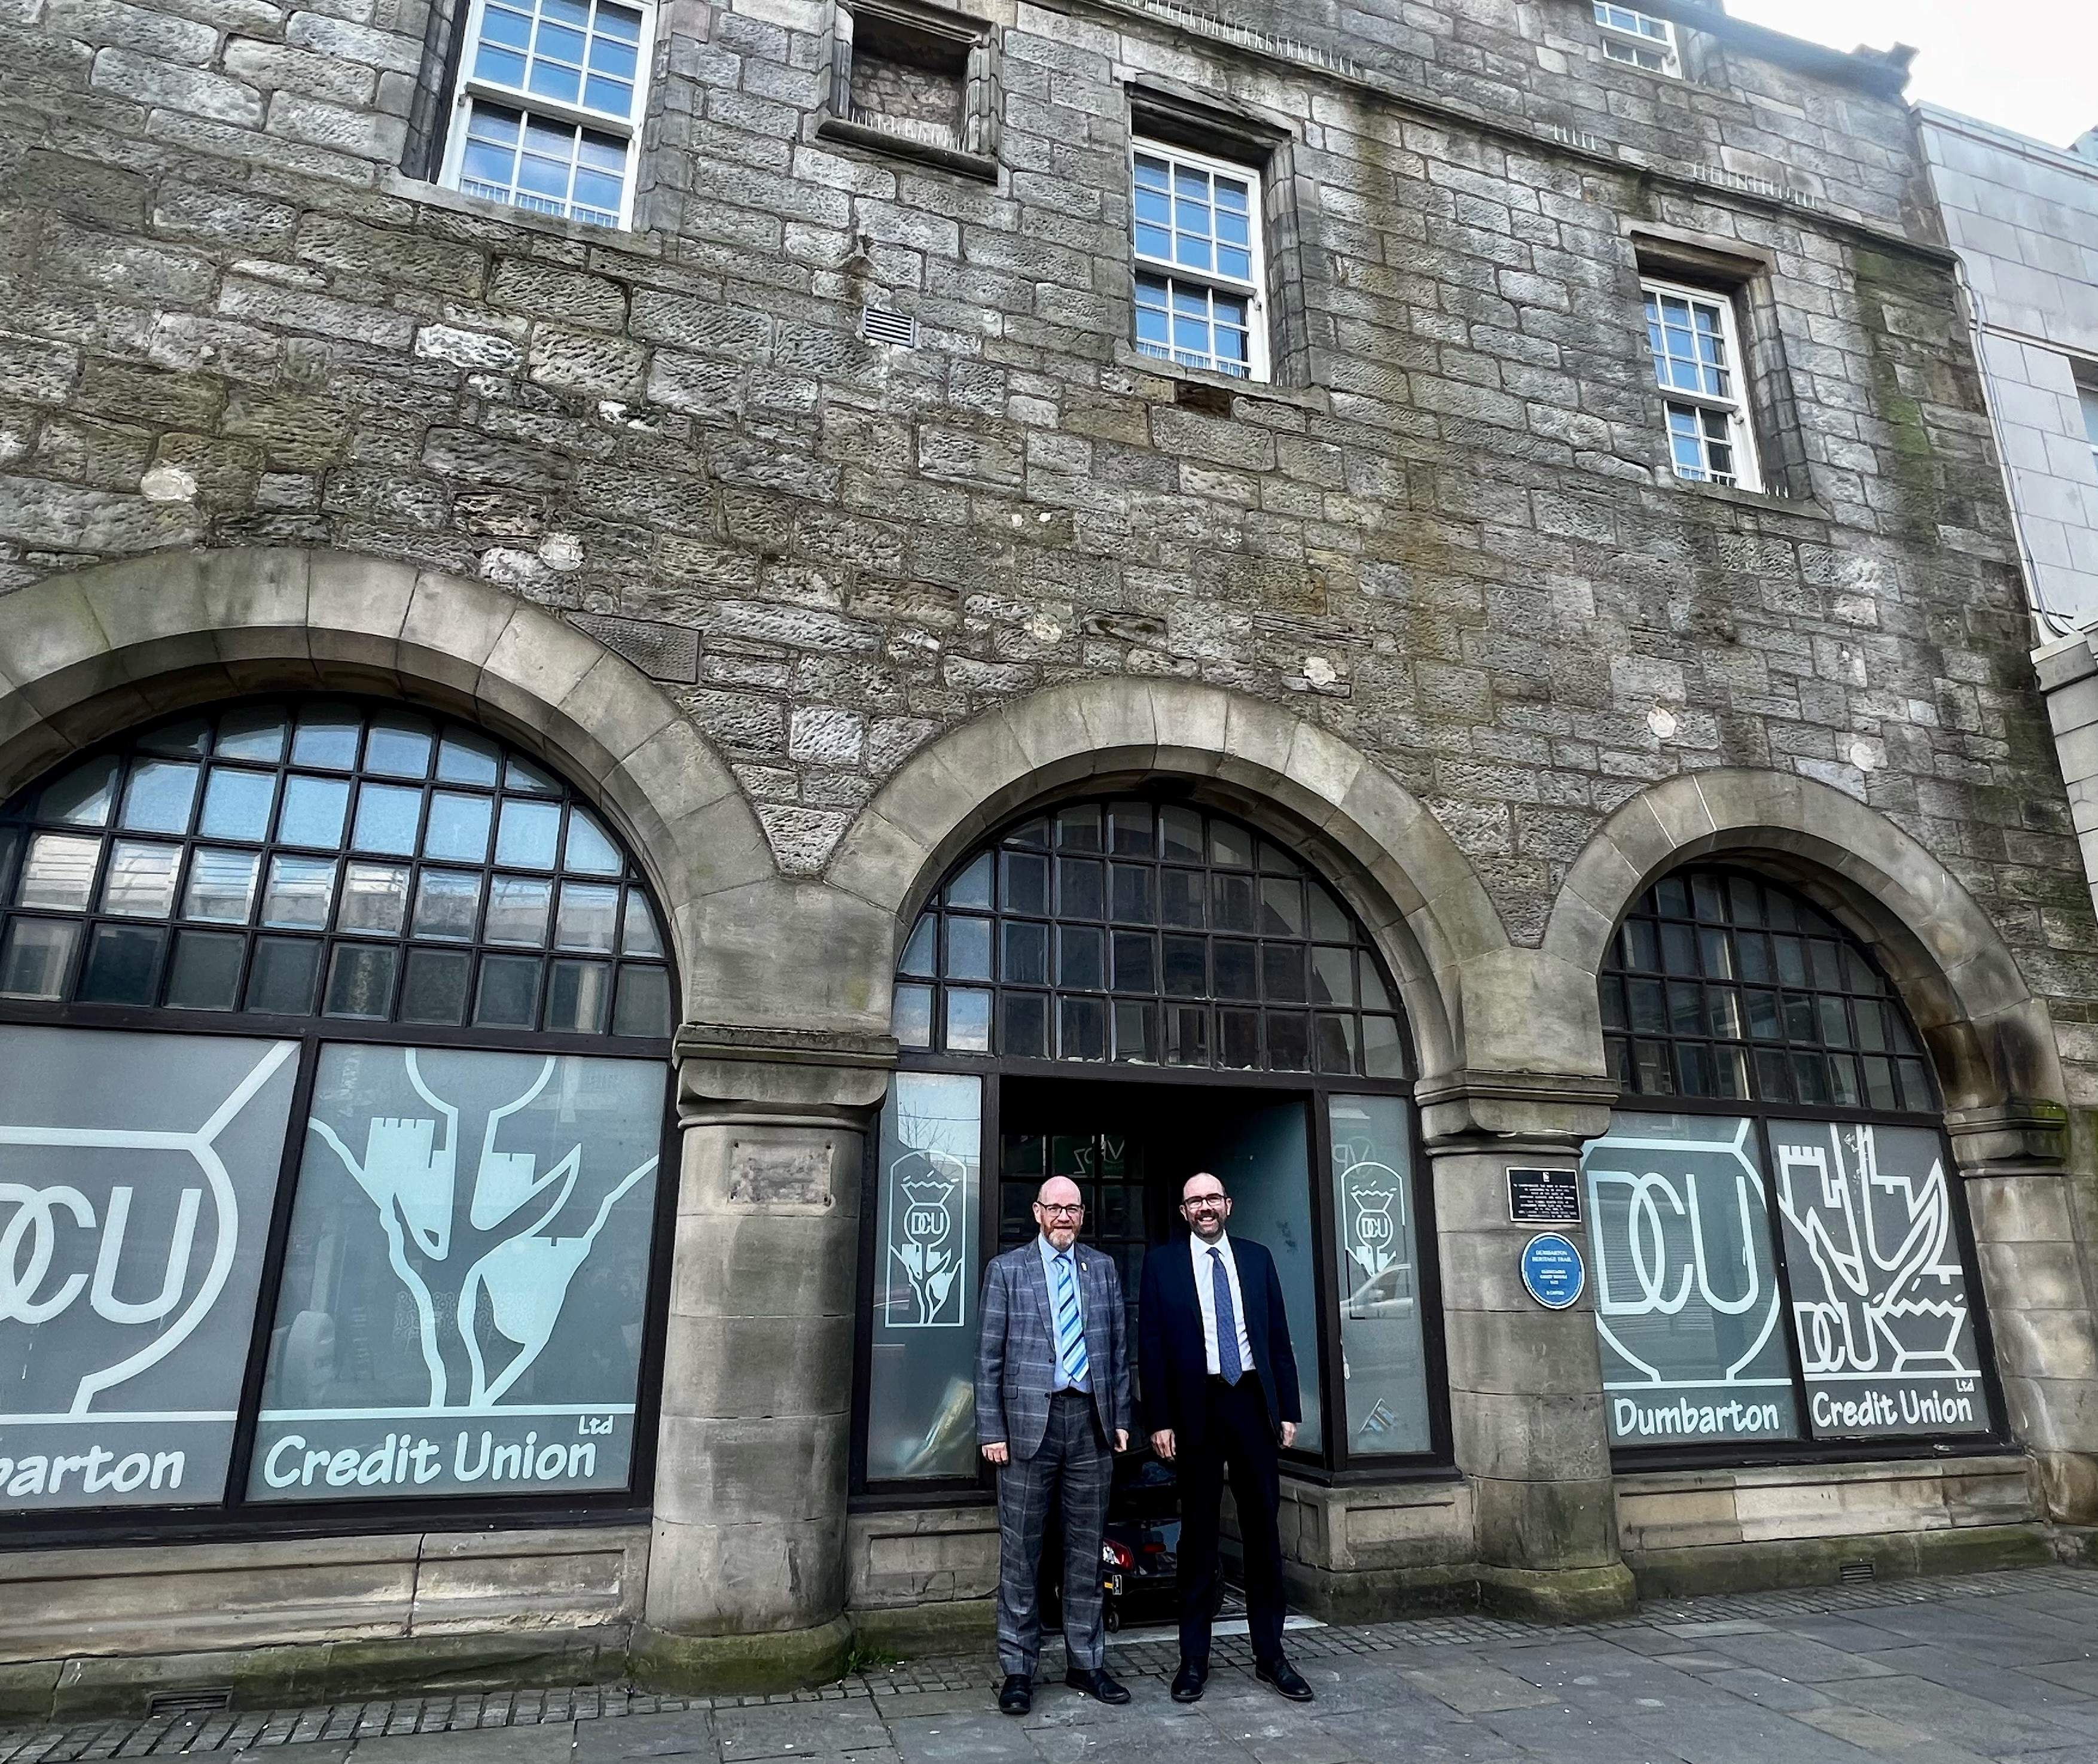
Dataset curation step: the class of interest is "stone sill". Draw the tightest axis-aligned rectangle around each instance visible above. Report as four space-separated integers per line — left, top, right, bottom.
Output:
378 169 664 256
815 115 999 182
1111 343 1331 415
1615 1452 2032 1495
1658 474 1833 523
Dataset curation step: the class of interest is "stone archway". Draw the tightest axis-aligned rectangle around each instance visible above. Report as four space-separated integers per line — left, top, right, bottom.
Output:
1541 768 2063 1113
1544 767 2098 1522
827 677 1510 1085
0 546 768 990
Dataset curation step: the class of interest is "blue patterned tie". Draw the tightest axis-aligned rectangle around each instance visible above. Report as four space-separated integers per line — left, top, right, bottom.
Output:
1210 1248 1243 1385
1054 1252 1089 1390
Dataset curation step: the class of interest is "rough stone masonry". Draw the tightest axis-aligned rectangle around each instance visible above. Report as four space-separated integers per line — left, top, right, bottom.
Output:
0 0 2082 1011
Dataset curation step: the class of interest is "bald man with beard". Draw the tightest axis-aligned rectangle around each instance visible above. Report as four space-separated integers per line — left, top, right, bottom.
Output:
974 1175 1132 1716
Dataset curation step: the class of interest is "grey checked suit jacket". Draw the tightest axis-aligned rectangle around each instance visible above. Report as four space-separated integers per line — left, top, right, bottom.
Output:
974 1241 1132 1461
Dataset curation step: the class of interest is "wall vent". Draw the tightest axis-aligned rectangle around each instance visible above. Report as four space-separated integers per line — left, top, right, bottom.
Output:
1837 1559 1876 1585
860 306 920 348
148 1690 234 1718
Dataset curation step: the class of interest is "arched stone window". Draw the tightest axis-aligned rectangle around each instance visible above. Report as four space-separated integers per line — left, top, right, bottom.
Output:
889 797 1409 1078
0 700 676 1531
861 794 1443 1489
1583 865 2000 1456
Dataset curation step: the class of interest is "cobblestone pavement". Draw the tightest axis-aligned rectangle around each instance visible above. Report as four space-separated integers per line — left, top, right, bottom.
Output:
9 1565 2098 1764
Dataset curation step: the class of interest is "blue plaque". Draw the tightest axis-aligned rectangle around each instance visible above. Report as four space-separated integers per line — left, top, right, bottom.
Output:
1520 1232 1585 1311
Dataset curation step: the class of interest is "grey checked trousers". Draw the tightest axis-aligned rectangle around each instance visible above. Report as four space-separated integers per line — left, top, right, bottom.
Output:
995 1388 1112 1677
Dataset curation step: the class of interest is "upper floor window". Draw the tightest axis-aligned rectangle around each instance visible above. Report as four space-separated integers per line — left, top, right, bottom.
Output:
1595 2 1680 75
1643 277 1762 492
2077 368 2098 473
438 0 655 227
1132 141 1268 382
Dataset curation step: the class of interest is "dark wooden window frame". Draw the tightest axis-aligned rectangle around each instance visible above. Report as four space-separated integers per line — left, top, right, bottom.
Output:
1597 864 2009 1473
0 699 681 1549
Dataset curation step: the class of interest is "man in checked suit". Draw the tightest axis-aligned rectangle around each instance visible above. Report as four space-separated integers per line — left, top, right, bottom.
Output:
1141 1171 1313 1705
975 1174 1132 1716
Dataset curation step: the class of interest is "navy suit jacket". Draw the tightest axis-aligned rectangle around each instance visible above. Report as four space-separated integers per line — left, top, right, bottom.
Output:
1138 1233 1301 1440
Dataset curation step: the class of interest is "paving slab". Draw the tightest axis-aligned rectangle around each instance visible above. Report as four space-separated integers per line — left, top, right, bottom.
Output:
10 1568 2098 1764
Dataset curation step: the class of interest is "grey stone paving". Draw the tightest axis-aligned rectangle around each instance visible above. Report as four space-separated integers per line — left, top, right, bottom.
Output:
7 1566 2098 1764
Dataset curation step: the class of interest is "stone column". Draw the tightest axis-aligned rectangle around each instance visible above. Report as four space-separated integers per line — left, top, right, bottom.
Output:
635 1025 895 1693
1420 1070 1637 1621
1947 1098 2098 1523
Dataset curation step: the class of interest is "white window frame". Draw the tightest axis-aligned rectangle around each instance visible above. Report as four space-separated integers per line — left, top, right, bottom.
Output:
1594 2 1681 77
438 0 657 231
1642 275 1762 493
1129 137 1270 384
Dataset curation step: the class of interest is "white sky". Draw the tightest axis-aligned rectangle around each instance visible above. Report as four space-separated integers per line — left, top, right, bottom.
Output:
1726 0 2098 151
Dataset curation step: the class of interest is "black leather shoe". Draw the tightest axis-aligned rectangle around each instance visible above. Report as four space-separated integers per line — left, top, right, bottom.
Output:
998 1674 1032 1716
1065 1665 1131 1705
1171 1660 1207 1702
1257 1657 1314 1702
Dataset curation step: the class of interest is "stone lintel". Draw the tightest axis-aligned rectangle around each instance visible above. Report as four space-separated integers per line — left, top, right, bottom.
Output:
1944 1096 2070 1177
1416 1068 1618 1150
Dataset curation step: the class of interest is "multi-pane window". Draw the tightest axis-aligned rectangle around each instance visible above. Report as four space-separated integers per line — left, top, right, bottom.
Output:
890 797 1407 1077
1131 141 1267 381
1594 2 1680 74
440 0 653 227
0 700 675 1528
1600 869 1936 1113
0 700 675 1039
1643 278 1761 491
1587 866 1994 1455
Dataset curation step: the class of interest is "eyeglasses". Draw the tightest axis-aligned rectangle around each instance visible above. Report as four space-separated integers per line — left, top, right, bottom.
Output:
1036 1202 1085 1217
1182 1193 1227 1209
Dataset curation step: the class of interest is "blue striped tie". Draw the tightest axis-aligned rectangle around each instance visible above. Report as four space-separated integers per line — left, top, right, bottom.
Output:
1211 1248 1243 1385
1054 1252 1089 1390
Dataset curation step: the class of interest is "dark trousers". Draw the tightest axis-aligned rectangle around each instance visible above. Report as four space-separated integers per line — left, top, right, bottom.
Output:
995 1390 1113 1677
1176 1373 1287 1666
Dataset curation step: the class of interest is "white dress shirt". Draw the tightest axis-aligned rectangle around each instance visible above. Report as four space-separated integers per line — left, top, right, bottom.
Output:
1190 1230 1257 1378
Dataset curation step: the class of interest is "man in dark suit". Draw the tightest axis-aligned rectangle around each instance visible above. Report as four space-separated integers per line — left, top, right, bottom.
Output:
975 1174 1132 1716
1139 1171 1313 1705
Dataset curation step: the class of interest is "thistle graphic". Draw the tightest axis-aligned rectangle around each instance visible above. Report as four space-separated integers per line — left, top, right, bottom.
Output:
891 1154 963 1326
1341 1161 1402 1284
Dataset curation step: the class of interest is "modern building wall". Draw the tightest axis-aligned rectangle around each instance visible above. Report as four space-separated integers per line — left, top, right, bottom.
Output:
1916 106 2098 628
0 0 2096 1710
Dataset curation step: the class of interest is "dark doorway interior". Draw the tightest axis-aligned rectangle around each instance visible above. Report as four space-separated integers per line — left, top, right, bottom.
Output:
998 1076 1322 1628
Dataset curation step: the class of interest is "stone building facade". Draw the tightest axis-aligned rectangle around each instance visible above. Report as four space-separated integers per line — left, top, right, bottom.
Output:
2 0 2097 1715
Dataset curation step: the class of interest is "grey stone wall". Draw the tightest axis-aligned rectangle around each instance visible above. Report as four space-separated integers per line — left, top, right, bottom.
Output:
0 0 2082 1037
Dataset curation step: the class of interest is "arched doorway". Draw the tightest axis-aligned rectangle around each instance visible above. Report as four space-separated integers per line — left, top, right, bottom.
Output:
0 696 679 1535
853 791 1447 1497
1582 864 2003 1458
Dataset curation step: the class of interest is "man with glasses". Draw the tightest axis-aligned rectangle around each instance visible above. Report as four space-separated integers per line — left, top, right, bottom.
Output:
1139 1172 1312 1705
975 1174 1132 1716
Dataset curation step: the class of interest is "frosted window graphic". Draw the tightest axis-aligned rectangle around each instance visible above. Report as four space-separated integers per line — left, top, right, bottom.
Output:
0 1027 299 1509
251 1044 666 1499
867 1072 980 1480
1585 1114 1799 1446
1771 1120 1987 1439
1329 1095 1431 1455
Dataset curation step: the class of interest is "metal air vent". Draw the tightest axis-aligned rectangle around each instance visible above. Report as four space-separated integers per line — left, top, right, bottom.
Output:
1837 1559 1876 1585
860 306 920 348
147 1689 234 1718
